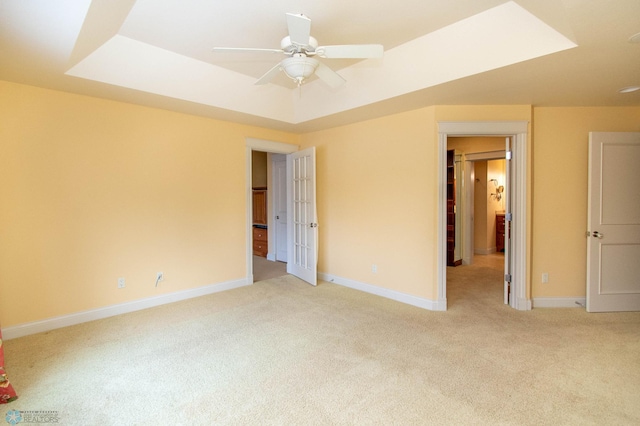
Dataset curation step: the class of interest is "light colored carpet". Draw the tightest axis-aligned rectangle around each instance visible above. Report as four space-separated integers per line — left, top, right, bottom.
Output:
3 257 640 425
252 255 287 282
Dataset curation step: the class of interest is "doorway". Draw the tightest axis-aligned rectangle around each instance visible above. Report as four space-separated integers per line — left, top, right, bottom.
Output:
438 121 530 311
245 138 298 283
245 139 319 287
446 136 508 307
250 151 288 282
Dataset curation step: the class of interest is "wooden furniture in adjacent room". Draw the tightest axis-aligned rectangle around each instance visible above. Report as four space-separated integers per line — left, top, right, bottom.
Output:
252 188 268 257
496 213 505 252
446 150 461 266
252 188 267 225
253 226 268 257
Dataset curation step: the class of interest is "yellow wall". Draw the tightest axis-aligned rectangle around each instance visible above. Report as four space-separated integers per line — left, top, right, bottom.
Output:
447 137 504 154
2 79 639 328
474 161 490 251
0 81 298 327
531 107 640 298
301 107 438 299
487 159 506 249
302 104 639 304
251 151 268 188
300 105 532 301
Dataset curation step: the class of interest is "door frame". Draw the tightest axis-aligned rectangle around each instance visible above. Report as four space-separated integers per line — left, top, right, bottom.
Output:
245 138 299 283
438 121 531 310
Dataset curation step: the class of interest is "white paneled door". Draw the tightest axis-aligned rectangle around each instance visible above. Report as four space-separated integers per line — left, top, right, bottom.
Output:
273 156 288 262
587 132 640 312
287 147 318 286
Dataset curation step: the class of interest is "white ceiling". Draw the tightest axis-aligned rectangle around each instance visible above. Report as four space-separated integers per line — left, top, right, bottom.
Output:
1 0 639 133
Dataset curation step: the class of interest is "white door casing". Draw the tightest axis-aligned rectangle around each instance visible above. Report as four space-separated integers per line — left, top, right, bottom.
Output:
438 121 530 311
587 132 640 312
287 147 318 286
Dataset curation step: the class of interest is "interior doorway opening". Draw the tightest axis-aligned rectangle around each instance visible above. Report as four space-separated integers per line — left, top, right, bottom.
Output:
250 151 288 282
446 136 508 307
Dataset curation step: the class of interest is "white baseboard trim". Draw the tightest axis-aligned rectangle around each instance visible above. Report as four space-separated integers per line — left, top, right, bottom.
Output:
319 273 446 311
532 297 586 308
516 297 533 311
2 278 250 340
266 253 276 262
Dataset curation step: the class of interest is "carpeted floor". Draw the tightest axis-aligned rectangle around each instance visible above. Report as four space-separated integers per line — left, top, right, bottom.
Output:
253 255 287 282
3 255 640 425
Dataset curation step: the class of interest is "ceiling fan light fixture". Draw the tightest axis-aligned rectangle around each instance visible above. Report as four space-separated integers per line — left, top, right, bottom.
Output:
282 54 319 85
618 86 640 94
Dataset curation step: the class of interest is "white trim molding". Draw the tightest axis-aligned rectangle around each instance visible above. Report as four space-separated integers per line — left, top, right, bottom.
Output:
2 278 249 340
246 138 299 154
319 273 446 312
533 297 586 308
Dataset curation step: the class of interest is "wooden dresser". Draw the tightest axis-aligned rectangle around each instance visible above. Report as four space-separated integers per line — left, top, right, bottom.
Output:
496 213 505 252
252 188 268 257
253 226 268 257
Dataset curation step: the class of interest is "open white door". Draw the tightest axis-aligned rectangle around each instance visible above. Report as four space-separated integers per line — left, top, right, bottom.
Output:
287 147 318 286
504 137 512 305
273 155 288 262
587 132 640 312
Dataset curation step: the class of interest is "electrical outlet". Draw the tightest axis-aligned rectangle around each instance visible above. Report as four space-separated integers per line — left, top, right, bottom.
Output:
117 277 125 288
372 264 378 273
155 272 163 287
542 273 549 283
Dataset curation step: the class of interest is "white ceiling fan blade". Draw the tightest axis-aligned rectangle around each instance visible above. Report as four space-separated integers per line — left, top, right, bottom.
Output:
212 47 284 55
316 44 384 59
255 62 283 85
314 62 346 89
286 13 311 46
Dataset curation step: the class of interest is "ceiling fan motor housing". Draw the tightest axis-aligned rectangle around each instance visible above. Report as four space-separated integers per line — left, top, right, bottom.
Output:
281 35 318 54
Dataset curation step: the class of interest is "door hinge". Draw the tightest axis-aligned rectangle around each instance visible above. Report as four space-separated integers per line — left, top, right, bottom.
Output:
506 212 512 221
506 151 512 160
505 273 512 282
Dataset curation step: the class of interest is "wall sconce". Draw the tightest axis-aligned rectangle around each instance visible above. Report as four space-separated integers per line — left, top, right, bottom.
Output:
490 179 504 201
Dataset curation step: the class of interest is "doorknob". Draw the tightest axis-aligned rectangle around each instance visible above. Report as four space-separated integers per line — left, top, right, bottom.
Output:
592 231 604 239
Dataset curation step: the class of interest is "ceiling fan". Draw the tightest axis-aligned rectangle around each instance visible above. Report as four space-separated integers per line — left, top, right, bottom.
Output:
212 13 383 88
